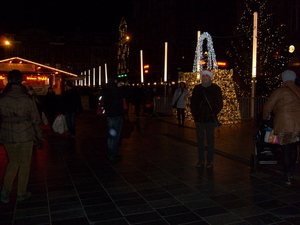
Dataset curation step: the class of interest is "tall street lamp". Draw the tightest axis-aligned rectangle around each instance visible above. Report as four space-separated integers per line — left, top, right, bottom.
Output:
251 11 258 118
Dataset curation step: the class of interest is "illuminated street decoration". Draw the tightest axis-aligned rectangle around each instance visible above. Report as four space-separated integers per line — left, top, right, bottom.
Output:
193 32 218 73
117 17 130 78
184 32 241 124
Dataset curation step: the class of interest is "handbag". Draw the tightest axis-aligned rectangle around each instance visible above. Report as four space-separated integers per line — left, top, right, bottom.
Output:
52 114 68 134
41 111 48 125
264 129 279 144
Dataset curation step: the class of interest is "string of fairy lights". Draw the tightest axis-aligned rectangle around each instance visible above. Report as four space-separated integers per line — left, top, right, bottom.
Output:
193 32 218 73
227 0 291 97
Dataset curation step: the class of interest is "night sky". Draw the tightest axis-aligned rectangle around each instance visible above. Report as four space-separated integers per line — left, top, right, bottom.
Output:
0 0 133 34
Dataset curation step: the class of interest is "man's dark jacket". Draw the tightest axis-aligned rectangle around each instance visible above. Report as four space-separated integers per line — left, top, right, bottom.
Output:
190 83 223 123
102 81 124 117
61 88 83 114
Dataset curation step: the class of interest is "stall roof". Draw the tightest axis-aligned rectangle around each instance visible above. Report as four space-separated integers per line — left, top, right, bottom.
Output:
0 57 78 77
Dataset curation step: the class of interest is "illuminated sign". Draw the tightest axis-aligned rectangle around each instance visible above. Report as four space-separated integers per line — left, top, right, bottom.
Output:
217 62 227 67
26 76 48 81
144 65 149 73
0 63 35 72
200 61 227 67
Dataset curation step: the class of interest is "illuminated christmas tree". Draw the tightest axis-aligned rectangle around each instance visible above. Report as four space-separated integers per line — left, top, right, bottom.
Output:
228 0 292 97
182 32 241 124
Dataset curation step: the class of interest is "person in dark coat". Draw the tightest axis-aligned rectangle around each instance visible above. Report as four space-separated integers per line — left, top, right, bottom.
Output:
61 81 83 138
190 70 223 169
131 84 147 117
43 87 59 127
102 78 125 160
0 70 43 204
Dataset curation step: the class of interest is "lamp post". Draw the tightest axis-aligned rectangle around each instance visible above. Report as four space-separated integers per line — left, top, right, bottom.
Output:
140 50 144 83
164 42 168 95
251 11 258 118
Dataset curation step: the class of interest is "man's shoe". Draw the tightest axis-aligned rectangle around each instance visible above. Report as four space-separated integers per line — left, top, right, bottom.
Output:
108 154 123 160
206 162 213 169
196 161 204 168
17 192 31 201
284 173 292 185
1 188 10 204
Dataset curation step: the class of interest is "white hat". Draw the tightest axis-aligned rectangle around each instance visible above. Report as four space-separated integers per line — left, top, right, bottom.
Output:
281 70 296 82
201 70 213 79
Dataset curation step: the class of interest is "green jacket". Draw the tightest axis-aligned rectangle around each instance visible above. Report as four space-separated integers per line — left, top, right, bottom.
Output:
0 83 42 143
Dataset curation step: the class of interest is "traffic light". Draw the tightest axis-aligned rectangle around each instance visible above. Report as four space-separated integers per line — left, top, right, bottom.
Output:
144 65 149 73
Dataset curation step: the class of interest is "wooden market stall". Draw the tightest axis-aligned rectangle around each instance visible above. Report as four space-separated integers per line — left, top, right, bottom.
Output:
0 57 78 95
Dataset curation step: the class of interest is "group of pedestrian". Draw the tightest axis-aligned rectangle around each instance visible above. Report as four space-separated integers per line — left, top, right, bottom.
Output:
1 68 300 204
174 69 300 185
0 70 83 203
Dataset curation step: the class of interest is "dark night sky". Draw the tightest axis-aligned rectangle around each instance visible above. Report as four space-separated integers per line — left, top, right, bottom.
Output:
0 0 133 34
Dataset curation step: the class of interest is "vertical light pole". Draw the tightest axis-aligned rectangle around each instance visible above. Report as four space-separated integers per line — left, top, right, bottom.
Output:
88 69 91 86
93 68 95 87
197 31 201 79
99 66 101 86
140 50 144 83
251 11 258 118
84 71 87 86
105 63 108 83
164 42 168 95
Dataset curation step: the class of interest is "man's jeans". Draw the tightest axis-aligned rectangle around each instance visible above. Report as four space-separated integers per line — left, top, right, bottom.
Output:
65 112 76 136
195 122 215 162
106 116 123 155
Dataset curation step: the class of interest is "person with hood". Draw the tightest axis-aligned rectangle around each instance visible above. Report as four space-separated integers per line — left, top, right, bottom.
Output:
0 70 43 204
172 82 190 126
102 78 125 160
263 70 300 185
190 70 223 169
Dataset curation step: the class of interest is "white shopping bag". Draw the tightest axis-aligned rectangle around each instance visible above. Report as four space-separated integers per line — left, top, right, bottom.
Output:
52 114 68 134
41 111 48 125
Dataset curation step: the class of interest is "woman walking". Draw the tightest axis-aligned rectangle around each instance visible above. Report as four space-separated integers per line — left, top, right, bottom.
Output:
263 70 300 185
172 82 190 126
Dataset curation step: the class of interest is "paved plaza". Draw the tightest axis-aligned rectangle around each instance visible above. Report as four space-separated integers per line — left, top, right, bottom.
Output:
0 109 300 225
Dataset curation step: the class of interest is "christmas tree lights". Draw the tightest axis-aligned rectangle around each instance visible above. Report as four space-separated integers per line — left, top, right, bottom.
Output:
228 0 292 97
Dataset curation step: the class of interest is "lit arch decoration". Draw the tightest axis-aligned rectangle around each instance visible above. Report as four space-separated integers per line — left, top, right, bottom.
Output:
193 32 218 72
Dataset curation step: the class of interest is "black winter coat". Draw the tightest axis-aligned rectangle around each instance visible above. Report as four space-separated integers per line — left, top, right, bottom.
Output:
190 83 223 123
61 88 83 113
102 82 125 117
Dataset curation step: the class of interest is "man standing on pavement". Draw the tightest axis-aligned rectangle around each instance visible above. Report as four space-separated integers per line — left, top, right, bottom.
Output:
190 70 223 169
0 70 43 203
102 78 125 160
